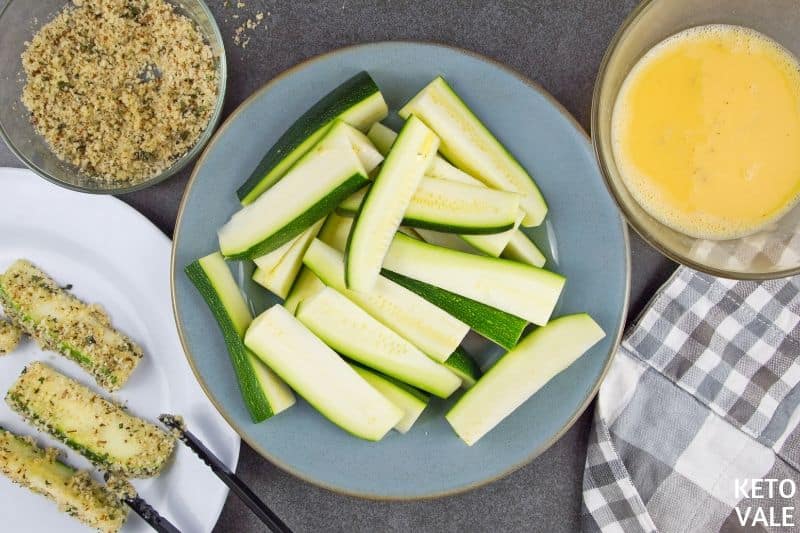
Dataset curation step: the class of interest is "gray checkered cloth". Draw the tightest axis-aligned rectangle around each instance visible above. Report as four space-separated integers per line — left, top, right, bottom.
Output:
583 267 800 532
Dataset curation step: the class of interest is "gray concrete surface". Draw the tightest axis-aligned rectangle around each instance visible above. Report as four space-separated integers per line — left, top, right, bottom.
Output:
0 1 678 531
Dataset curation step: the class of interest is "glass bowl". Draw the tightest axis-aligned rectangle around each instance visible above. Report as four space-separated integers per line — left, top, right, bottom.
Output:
0 0 227 194
593 0 800 279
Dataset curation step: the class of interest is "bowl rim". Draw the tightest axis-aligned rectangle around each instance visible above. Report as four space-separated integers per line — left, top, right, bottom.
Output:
591 0 800 281
0 0 228 195
170 40 632 500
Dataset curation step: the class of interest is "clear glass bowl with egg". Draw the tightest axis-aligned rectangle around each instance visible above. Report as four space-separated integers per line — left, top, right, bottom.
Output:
593 0 800 279
0 0 227 194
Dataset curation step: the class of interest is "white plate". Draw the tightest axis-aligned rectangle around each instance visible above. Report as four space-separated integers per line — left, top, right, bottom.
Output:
0 168 240 533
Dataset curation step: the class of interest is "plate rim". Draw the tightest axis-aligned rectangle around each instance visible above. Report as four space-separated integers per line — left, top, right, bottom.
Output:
0 166 240 531
170 40 631 501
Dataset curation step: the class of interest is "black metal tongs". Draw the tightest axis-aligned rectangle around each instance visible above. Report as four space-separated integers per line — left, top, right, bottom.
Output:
159 414 293 533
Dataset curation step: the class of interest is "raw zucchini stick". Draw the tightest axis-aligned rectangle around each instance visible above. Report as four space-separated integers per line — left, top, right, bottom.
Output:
186 252 295 422
381 269 527 350
447 314 605 445
368 122 523 256
283 268 325 314
296 287 461 398
318 212 354 252
253 235 299 273
6 362 175 478
0 428 128 533
383 233 565 326
238 71 388 205
502 230 547 268
0 318 22 355
219 121 370 260
252 219 325 299
303 239 469 362
244 305 403 441
346 116 439 292
444 347 482 389
338 177 521 234
399 77 548 226
350 364 429 434
0 260 142 391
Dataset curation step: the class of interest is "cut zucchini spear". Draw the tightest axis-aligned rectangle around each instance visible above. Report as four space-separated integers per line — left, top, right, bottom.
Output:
444 347 482 389
219 121 369 260
296 287 461 398
303 239 469 362
345 116 439 292
283 268 325 314
252 219 325 299
0 260 142 392
0 428 128 533
244 305 402 441
6 362 174 478
253 236 298 273
186 252 295 422
383 233 564 326
350 364 429 433
317 211 354 252
399 77 548 226
238 71 388 205
381 270 527 350
446 314 605 445
502 230 547 268
338 177 521 235
368 122 521 256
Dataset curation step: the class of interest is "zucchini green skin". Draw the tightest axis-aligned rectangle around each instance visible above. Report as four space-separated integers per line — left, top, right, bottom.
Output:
381 270 526 350
237 72 387 205
185 259 275 422
225 173 369 260
6 362 174 478
444 347 482 388
0 428 128 533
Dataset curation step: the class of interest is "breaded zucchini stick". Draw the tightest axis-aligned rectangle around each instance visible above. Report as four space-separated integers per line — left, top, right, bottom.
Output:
6 362 175 478
0 318 22 355
0 260 143 390
0 427 128 533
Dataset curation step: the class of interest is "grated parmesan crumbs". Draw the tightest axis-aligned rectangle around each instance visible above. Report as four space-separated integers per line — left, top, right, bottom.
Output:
20 0 219 184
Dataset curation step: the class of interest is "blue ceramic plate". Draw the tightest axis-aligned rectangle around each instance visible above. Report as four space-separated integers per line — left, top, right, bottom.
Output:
172 42 630 499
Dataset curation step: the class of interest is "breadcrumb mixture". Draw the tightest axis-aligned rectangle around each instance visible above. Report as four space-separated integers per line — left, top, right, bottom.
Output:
21 0 219 184
0 319 22 355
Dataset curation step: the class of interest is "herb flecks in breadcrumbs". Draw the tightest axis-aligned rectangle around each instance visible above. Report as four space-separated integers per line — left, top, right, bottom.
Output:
21 0 219 184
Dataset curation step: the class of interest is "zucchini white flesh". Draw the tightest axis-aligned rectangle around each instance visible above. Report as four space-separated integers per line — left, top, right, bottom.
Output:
252 219 324 299
461 211 523 257
238 72 387 205
502 230 547 268
303 239 469 362
340 123 385 174
381 270 527 350
444 347 482 389
253 235 299 273
296 287 461 398
6 362 174 478
219 122 369 260
317 212 354 252
0 319 22 355
414 228 477 254
0 260 142 392
244 305 402 441
446 314 605 445
338 177 521 234
350 365 429 433
345 116 439 292
369 123 524 256
0 428 128 533
185 253 295 422
399 77 547 226
383 233 565 325
283 268 325 314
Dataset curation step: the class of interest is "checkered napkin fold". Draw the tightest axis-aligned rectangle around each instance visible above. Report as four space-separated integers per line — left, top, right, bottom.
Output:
582 267 800 532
